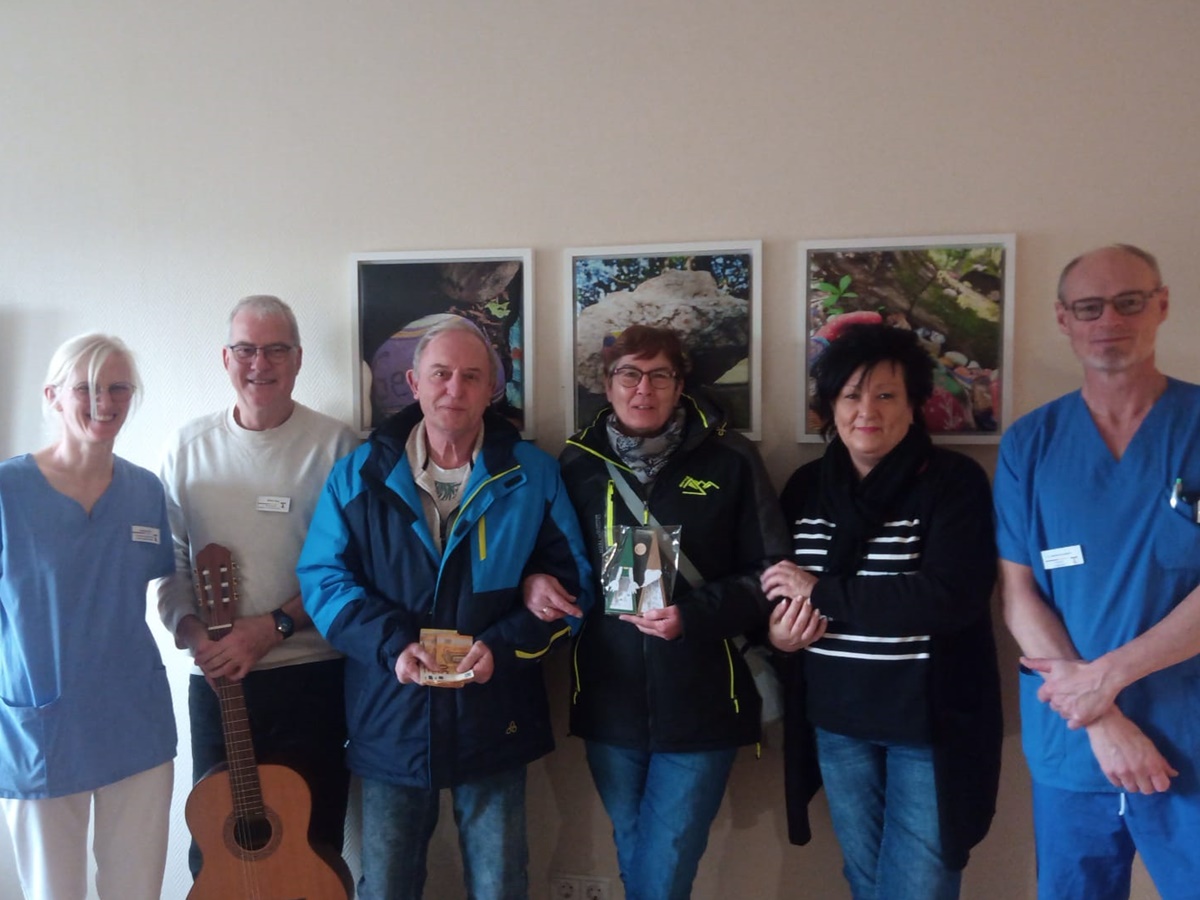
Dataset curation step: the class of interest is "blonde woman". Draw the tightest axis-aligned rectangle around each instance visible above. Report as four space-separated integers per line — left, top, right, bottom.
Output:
0 334 176 900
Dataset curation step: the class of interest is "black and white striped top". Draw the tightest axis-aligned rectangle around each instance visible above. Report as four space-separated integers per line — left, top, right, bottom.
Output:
780 450 998 745
793 515 932 663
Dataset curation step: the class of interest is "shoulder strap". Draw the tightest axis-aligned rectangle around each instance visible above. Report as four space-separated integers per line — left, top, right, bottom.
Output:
604 460 703 587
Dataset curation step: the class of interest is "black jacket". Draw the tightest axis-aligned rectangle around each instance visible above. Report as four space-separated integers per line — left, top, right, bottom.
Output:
560 393 790 752
780 447 1003 870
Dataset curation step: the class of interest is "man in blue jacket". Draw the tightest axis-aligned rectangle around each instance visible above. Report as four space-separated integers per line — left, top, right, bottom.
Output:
299 316 593 900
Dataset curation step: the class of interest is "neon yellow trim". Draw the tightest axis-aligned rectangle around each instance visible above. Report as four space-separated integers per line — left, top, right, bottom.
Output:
515 624 572 660
565 439 633 473
605 480 615 546
477 515 487 560
450 464 521 534
682 392 709 429
572 624 585 704
724 639 740 714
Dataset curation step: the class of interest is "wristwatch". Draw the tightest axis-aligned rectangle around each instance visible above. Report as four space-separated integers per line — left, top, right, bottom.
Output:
271 608 295 639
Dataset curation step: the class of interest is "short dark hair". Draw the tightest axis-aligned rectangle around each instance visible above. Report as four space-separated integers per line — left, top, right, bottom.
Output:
601 325 690 378
810 323 933 440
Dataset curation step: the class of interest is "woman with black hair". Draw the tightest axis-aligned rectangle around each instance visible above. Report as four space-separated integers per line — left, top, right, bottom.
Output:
764 323 1002 900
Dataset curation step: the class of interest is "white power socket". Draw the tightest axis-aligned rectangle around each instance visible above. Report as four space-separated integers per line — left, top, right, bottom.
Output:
552 873 610 900
550 874 581 900
582 875 611 900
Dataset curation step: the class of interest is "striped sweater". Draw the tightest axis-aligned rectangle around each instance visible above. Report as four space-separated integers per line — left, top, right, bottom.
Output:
782 448 997 744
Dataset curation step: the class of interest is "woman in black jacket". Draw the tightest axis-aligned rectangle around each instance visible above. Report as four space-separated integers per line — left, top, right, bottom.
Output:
526 325 788 900
764 324 1002 900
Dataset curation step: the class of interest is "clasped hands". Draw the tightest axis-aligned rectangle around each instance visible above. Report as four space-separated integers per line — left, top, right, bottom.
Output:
760 561 827 652
1023 655 1177 793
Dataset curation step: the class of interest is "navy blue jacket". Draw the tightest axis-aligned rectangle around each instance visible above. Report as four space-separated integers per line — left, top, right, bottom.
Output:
298 405 593 788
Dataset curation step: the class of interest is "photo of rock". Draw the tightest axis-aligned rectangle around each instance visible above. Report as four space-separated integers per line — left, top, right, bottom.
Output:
802 236 1014 442
569 243 760 435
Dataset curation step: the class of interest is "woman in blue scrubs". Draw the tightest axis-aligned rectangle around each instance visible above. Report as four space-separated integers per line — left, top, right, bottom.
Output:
0 334 177 900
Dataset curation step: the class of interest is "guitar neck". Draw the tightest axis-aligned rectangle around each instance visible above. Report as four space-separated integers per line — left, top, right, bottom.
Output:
194 543 268 822
214 676 266 820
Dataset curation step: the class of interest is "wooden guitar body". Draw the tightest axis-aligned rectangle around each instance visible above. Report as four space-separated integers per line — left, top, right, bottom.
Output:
186 763 350 900
186 544 351 900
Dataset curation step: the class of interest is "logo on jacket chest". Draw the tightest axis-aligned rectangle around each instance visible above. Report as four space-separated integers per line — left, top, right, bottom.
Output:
679 475 720 497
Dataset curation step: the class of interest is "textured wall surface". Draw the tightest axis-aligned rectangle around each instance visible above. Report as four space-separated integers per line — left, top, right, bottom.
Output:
3 1 1197 897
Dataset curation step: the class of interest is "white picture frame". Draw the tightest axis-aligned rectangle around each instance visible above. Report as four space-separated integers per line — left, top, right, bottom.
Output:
352 248 534 438
798 233 1016 444
564 240 763 439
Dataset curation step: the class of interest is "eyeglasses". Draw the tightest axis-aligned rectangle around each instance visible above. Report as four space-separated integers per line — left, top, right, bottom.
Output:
1059 288 1161 322
1170 479 1200 524
610 366 678 390
71 382 135 403
227 343 296 363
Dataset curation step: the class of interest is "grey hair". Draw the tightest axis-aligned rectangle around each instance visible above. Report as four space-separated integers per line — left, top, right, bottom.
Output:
410 316 499 387
42 333 143 421
1057 244 1163 301
228 295 301 346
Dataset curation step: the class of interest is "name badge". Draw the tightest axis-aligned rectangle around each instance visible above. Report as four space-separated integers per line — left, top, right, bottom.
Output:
1041 545 1084 570
256 495 292 513
131 525 161 544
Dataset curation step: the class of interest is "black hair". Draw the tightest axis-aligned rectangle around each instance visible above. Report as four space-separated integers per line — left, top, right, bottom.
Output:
809 323 934 440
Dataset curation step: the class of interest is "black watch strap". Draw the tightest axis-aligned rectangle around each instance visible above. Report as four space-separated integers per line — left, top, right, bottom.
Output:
271 607 295 639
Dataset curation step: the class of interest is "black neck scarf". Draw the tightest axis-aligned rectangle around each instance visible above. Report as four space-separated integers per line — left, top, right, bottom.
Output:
819 426 933 576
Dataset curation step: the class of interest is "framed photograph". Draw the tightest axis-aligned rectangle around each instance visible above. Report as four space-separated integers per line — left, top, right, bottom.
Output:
564 241 762 439
353 249 534 437
799 234 1015 444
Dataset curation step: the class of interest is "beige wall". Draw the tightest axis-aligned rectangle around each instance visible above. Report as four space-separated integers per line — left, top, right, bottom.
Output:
2 1 1196 897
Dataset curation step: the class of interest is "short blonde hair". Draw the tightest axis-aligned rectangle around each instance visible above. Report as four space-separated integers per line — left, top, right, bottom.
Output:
43 333 143 420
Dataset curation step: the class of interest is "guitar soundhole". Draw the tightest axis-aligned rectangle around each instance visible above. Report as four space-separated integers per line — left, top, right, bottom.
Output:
223 806 284 860
234 815 273 852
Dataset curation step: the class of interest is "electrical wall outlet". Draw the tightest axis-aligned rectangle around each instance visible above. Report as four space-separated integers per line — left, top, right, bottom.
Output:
581 876 611 900
550 874 581 900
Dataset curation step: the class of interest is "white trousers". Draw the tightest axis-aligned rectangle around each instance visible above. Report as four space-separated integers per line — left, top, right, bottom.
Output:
0 760 173 900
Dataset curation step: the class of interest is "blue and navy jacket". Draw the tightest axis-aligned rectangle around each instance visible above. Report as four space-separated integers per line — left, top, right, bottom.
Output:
561 393 789 752
298 405 593 788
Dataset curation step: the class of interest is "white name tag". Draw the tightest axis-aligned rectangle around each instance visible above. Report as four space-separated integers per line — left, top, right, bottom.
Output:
1041 545 1084 570
131 525 161 544
256 495 292 513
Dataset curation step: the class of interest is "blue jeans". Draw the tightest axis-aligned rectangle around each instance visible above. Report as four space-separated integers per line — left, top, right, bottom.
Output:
815 727 961 900
1032 781 1200 900
585 741 737 900
358 767 528 900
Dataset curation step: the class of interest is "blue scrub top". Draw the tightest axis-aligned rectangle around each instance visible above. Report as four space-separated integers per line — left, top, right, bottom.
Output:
0 454 177 799
995 379 1200 793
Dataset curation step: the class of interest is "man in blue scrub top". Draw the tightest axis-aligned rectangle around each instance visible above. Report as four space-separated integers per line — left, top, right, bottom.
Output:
995 244 1200 899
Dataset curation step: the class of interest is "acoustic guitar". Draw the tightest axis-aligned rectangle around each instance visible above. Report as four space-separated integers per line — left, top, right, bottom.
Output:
186 543 352 900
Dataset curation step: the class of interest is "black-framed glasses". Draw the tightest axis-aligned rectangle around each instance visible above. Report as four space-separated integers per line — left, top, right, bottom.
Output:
227 342 296 363
71 381 135 403
1060 288 1161 322
610 366 678 390
1170 478 1200 524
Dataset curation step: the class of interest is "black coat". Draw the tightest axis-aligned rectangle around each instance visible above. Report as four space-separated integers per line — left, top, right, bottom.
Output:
560 394 790 752
780 448 1003 870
